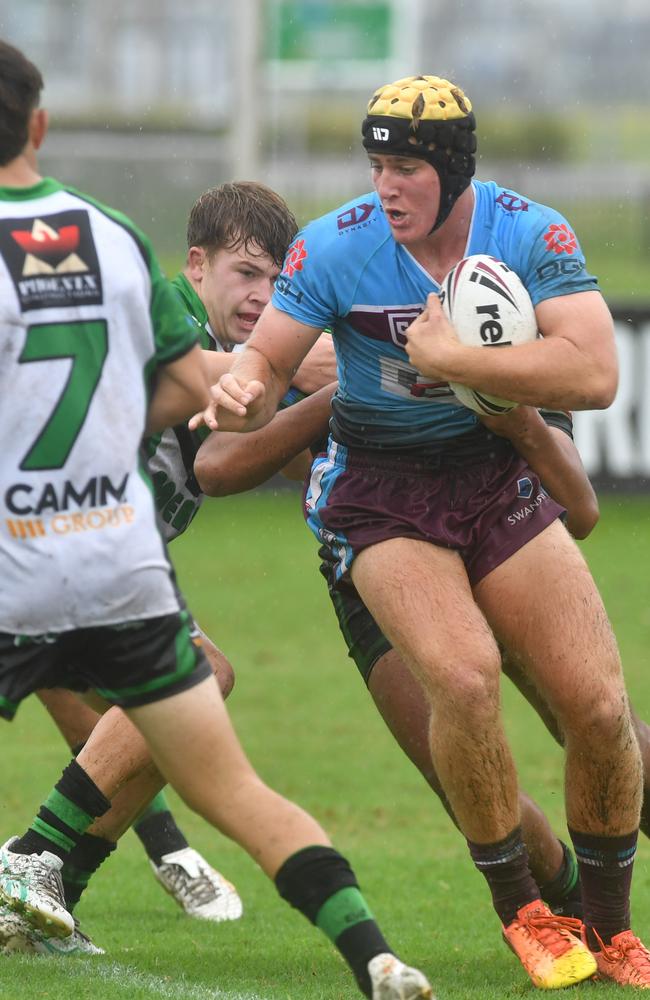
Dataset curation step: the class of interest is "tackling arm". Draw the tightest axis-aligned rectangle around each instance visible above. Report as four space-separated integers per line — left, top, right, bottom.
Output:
194 381 336 497
189 306 323 433
481 407 599 539
146 344 210 435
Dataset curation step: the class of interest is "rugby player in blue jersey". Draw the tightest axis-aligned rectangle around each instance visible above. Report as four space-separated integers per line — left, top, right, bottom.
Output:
198 74 650 990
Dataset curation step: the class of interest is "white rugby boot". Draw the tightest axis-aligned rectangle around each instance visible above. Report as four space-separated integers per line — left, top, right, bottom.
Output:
0 905 103 955
0 837 73 938
150 847 243 922
368 953 434 1000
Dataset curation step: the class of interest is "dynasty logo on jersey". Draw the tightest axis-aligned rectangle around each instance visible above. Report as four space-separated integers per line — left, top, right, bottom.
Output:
0 210 103 311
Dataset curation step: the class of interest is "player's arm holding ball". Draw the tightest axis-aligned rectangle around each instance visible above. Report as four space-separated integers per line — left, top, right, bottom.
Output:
406 287 617 412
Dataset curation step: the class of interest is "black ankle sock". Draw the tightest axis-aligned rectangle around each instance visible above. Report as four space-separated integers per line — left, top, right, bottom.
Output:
63 833 117 910
275 846 391 998
570 827 637 946
132 810 188 865
468 825 540 927
12 760 111 861
538 841 582 918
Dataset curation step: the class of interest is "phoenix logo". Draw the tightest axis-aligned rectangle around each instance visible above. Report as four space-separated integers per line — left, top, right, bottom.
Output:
11 219 88 275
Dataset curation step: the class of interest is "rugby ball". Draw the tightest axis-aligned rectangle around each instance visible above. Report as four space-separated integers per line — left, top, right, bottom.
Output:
440 254 538 415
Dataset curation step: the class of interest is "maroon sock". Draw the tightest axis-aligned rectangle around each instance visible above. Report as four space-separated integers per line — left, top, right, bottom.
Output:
468 825 540 926
569 826 637 946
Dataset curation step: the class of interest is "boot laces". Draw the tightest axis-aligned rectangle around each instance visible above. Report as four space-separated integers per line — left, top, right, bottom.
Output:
524 908 582 959
600 931 650 980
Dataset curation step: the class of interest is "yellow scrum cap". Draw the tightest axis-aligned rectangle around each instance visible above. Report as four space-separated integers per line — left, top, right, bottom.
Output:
367 75 472 122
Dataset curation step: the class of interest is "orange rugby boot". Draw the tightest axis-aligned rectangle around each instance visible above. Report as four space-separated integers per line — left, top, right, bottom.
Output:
586 927 650 989
503 900 597 989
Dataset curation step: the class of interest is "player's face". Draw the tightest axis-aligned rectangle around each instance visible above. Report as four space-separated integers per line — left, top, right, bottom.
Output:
195 243 281 347
369 154 440 244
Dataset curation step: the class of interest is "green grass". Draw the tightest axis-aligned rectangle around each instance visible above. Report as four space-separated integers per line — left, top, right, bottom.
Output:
1 493 650 999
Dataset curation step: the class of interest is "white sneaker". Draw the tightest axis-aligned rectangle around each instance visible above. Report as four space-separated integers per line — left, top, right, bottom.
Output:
150 847 243 922
0 906 103 956
368 953 434 1000
0 837 74 939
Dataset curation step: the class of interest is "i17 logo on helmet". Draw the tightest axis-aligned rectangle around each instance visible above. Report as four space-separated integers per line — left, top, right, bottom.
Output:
372 127 389 141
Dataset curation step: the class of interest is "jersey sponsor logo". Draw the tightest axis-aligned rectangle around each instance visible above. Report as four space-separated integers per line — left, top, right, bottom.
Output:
4 473 128 515
507 487 549 526
542 223 578 256
378 355 455 402
274 274 303 304
282 238 308 278
496 192 529 212
151 469 201 537
0 210 103 311
535 258 585 282
5 504 135 540
337 202 375 232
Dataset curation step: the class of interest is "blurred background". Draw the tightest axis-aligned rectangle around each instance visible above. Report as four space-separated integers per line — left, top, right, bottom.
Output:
1 0 649 486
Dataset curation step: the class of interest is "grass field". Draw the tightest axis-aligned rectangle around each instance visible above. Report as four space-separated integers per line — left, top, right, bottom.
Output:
1 493 649 1000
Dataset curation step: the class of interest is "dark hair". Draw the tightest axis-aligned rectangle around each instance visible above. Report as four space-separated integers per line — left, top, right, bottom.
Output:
0 41 43 166
186 181 298 268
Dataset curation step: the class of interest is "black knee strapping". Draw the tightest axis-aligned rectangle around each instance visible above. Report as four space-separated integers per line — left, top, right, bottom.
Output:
275 846 359 924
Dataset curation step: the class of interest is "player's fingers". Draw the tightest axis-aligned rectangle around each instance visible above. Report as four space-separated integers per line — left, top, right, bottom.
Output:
188 405 217 431
243 379 266 403
216 372 255 405
406 309 428 338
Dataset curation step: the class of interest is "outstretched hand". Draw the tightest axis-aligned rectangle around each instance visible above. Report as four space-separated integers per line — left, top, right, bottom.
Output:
405 293 462 378
188 374 266 432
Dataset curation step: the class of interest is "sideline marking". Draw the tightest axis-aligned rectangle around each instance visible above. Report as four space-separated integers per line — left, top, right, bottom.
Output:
13 958 268 1000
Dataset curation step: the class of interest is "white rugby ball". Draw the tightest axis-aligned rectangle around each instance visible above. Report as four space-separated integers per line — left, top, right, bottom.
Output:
440 254 538 415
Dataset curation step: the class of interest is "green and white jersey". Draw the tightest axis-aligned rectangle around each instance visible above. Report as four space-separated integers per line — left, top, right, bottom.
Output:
146 273 223 542
0 178 199 634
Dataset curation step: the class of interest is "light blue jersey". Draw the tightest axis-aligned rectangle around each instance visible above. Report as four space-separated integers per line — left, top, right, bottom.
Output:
272 180 597 451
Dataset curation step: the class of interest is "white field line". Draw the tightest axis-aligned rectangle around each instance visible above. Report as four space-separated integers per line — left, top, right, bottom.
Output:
51 960 270 1000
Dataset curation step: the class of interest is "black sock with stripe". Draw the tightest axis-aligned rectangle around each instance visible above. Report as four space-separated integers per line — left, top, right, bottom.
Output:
569 826 637 946
275 846 391 999
468 825 540 927
10 760 111 862
62 833 117 910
